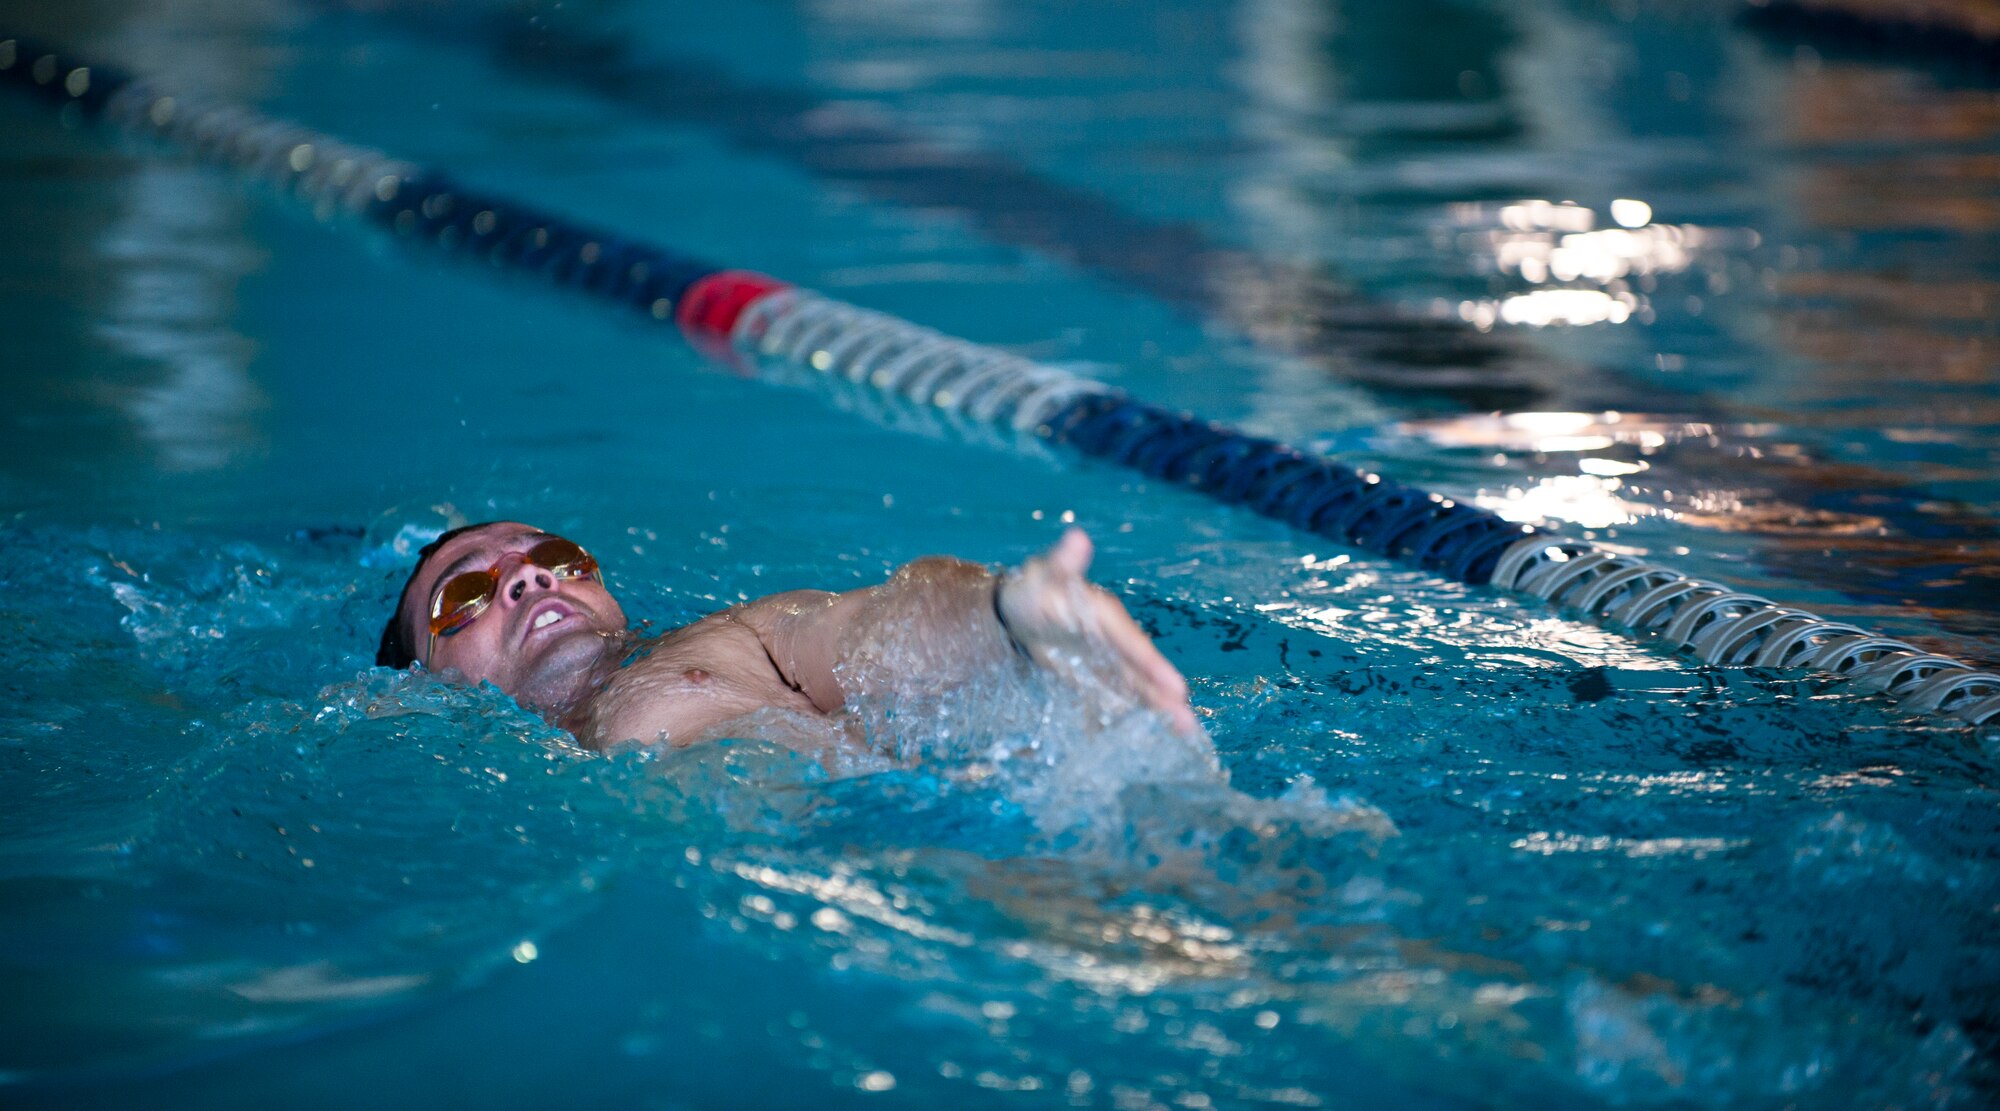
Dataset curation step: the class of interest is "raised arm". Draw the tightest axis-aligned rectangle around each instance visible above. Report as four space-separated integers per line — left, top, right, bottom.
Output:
734 528 1196 734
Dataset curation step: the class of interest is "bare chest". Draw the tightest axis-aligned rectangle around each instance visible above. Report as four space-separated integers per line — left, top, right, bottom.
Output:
575 620 822 750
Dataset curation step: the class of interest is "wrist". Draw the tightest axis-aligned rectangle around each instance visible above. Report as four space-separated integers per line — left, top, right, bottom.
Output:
991 572 1031 659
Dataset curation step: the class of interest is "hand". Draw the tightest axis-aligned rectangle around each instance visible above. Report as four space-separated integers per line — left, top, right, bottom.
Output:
997 528 1198 735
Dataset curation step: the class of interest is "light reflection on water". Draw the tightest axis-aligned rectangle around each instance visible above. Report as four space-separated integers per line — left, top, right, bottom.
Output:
1367 406 1999 652
1442 198 1761 331
96 163 267 472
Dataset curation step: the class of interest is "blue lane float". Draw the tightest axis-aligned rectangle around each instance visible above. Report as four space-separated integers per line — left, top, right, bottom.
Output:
5 31 1998 726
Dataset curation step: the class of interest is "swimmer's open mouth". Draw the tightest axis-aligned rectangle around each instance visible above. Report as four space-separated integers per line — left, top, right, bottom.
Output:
522 598 576 643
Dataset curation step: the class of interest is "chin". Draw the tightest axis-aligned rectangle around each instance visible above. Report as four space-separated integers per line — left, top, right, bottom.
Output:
510 629 619 714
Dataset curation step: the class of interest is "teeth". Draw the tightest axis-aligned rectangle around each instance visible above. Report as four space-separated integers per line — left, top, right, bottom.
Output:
533 610 562 630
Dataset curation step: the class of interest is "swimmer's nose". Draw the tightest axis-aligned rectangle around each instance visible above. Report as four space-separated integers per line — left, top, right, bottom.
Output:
497 556 557 606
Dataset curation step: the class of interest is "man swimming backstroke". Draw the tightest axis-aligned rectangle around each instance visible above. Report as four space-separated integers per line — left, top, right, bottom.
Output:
378 522 1197 753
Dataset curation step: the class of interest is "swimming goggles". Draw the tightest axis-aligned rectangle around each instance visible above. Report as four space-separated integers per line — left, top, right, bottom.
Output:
427 537 600 650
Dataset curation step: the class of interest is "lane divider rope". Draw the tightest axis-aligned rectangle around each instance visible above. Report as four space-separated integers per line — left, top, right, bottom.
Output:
1487 539 2000 722
6 33 1996 726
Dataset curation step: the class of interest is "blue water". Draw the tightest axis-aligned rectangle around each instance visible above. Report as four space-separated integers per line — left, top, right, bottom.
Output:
3 0 1999 1107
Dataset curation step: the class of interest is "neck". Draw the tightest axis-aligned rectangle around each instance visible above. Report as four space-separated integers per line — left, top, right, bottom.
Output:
519 629 636 729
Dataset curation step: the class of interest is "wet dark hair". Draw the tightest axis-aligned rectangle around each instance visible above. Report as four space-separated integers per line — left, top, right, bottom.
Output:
376 522 493 669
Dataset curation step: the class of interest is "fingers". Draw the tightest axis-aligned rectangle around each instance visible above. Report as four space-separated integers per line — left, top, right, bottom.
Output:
1088 591 1198 734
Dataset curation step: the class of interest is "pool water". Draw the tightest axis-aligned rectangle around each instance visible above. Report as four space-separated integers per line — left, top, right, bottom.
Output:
3 0 1998 1107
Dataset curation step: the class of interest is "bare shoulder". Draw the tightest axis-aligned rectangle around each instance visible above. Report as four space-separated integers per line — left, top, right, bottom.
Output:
577 612 821 750
723 588 843 637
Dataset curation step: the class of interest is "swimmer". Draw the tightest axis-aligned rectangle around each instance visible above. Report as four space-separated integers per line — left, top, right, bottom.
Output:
377 522 1196 752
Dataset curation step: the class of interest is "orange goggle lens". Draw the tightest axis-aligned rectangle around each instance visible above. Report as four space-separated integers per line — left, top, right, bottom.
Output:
427 538 599 638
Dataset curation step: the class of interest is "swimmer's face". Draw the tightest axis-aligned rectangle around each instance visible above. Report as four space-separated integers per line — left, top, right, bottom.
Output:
399 522 628 711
